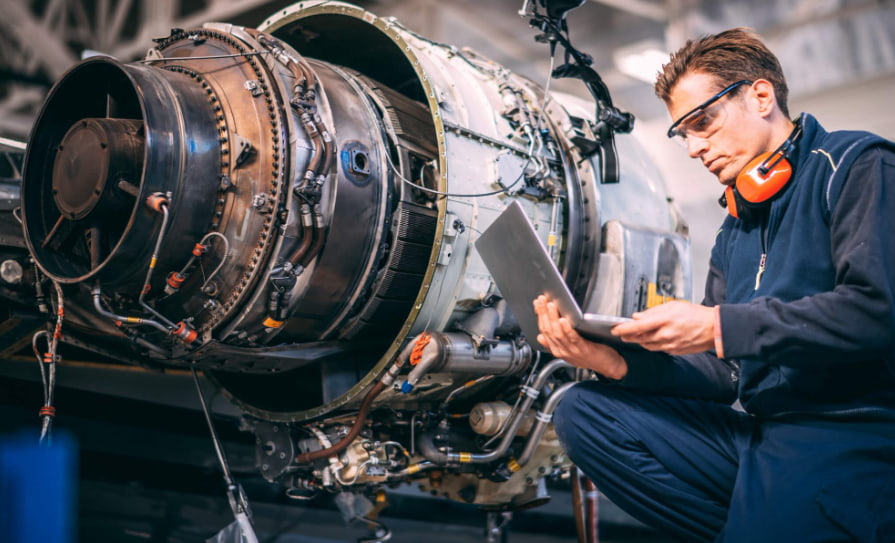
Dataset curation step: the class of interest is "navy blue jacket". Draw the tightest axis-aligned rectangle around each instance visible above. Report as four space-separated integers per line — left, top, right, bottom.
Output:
617 113 895 419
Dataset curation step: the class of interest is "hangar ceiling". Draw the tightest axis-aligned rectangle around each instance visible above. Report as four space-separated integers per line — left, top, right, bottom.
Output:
1 0 893 140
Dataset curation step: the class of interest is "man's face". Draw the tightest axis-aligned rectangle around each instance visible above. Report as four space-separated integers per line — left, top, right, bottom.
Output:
666 72 769 185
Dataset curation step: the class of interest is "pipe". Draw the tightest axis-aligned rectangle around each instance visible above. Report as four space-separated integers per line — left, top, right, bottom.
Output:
295 204 326 270
263 203 314 327
92 283 169 334
416 431 450 465
172 231 231 291
285 202 315 269
515 380 577 466
137 198 176 327
402 332 533 393
311 111 334 182
255 31 328 195
418 359 571 465
392 461 436 479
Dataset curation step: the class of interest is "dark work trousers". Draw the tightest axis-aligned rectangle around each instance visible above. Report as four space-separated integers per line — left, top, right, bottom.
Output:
553 380 895 543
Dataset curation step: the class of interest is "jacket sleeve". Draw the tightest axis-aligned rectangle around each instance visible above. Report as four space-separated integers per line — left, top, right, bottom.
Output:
609 246 739 404
719 146 895 365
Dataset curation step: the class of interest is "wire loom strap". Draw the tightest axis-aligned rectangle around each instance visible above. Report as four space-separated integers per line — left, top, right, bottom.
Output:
39 405 57 418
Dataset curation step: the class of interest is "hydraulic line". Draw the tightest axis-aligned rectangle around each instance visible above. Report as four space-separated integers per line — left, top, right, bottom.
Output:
285 203 315 270
418 359 571 465
254 30 333 194
294 335 420 464
253 32 334 329
138 196 175 327
515 380 577 466
33 281 65 445
296 381 384 464
292 203 325 271
92 283 170 334
171 231 231 292
391 460 436 479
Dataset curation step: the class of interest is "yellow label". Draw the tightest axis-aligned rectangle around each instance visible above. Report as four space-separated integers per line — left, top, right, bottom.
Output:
263 317 285 328
458 452 472 463
507 458 521 473
645 282 683 309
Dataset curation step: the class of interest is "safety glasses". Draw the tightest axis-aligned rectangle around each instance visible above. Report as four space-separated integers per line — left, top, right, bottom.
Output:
666 80 752 146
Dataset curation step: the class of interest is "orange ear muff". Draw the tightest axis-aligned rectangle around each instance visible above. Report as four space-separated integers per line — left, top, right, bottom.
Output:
723 186 739 218
721 120 802 219
735 150 793 204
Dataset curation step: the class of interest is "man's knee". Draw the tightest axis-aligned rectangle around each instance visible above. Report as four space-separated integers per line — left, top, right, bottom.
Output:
553 380 640 459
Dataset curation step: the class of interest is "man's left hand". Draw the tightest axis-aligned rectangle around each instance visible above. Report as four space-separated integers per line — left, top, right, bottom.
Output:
612 301 715 355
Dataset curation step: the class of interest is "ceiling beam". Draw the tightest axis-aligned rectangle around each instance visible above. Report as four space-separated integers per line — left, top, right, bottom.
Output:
111 0 281 61
440 0 531 61
0 0 79 79
588 0 668 22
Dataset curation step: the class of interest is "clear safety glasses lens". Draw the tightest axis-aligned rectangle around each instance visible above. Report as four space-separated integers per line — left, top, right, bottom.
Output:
667 80 752 147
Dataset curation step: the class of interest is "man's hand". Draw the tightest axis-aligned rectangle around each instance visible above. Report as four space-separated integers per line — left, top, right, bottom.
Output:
533 295 628 380
612 300 714 354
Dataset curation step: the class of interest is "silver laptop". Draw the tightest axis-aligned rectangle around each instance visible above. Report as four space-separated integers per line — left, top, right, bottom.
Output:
475 201 631 351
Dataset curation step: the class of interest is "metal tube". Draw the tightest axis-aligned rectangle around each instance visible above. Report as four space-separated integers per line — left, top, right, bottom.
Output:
515 380 577 466
138 202 176 327
404 333 532 391
92 284 169 334
418 359 572 465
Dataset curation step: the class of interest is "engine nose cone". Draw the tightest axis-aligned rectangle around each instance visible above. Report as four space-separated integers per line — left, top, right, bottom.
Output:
52 118 143 221
53 120 108 220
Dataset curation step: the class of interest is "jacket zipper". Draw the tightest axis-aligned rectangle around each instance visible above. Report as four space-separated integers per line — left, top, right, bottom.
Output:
754 218 768 291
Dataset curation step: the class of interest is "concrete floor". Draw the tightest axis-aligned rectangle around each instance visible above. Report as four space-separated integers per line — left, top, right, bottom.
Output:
79 478 677 543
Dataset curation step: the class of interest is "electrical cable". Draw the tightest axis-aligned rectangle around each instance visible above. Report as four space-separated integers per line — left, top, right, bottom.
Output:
31 281 65 445
388 141 534 199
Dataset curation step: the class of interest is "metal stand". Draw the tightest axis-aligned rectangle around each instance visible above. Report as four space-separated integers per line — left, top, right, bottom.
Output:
191 367 259 543
571 467 599 543
485 511 512 543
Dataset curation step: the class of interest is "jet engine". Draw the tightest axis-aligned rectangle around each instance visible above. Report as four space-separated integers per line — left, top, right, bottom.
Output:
9 0 690 511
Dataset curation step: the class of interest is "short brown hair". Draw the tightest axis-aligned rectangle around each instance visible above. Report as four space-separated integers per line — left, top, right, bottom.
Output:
655 28 789 117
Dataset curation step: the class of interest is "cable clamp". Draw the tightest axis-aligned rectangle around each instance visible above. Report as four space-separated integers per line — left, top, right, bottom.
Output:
520 385 539 399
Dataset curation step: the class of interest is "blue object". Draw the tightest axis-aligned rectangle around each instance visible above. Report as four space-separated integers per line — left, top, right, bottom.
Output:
0 431 77 543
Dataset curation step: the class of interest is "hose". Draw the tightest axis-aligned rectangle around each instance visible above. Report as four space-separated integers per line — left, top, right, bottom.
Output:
294 335 421 464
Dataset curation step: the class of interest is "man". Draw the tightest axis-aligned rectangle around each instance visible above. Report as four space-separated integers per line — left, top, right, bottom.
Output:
534 28 895 542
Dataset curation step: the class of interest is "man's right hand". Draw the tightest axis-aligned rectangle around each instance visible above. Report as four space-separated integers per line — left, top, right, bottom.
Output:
533 295 628 380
